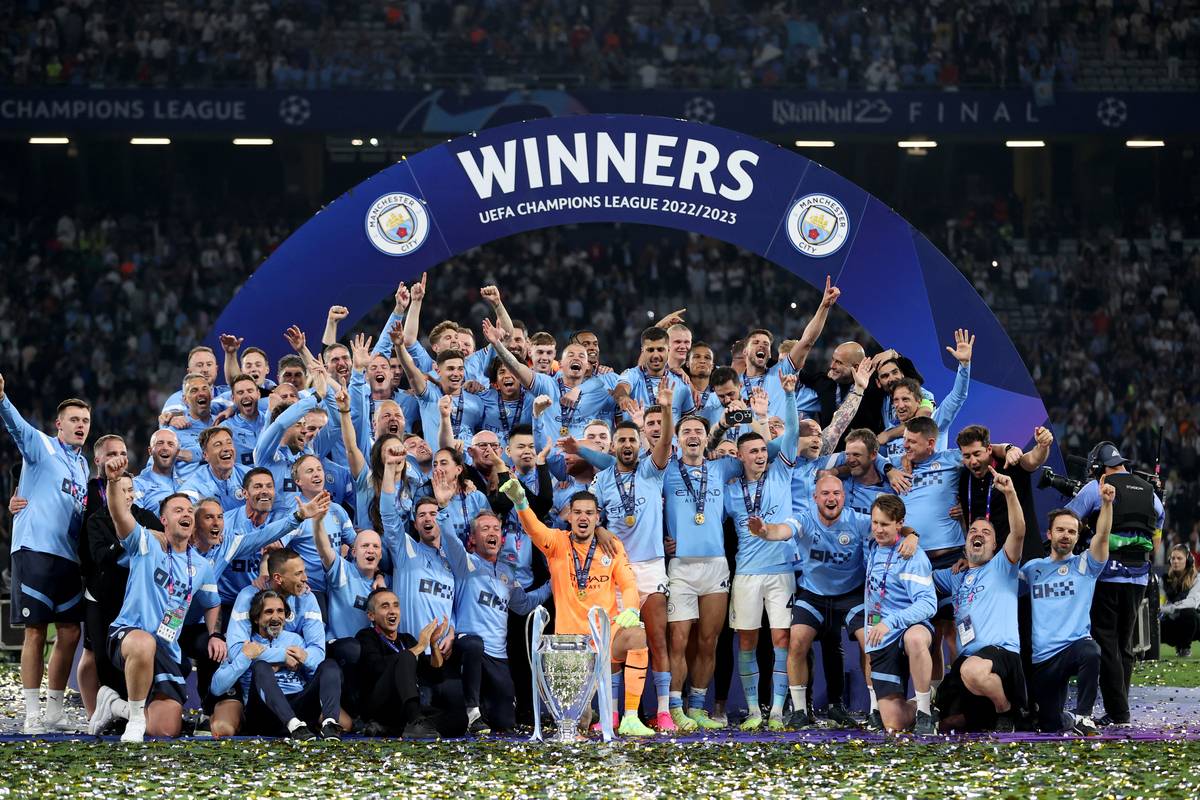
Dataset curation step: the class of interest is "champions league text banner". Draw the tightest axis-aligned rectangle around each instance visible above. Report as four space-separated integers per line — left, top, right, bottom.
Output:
0 88 1185 137
210 114 1050 460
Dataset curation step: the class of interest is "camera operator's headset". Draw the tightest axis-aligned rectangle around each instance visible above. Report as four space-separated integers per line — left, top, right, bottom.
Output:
1085 441 1120 478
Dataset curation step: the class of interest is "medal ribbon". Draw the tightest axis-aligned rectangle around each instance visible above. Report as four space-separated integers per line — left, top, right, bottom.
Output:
571 536 598 596
740 474 767 519
677 459 708 521
615 469 638 522
496 385 525 437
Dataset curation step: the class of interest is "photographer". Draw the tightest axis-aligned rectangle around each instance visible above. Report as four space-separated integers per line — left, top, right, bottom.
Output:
1160 545 1199 658
1065 443 1164 727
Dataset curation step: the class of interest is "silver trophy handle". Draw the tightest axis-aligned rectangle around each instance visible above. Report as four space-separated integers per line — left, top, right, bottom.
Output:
528 604 551 742
588 606 615 743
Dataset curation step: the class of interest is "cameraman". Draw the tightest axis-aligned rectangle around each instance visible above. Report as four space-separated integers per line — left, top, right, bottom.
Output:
1065 443 1164 727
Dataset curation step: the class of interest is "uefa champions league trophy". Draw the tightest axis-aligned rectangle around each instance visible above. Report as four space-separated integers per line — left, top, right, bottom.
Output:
529 605 615 743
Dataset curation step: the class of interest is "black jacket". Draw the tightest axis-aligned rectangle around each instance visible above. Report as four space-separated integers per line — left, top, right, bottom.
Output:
355 627 443 696
78 478 163 610
800 354 922 445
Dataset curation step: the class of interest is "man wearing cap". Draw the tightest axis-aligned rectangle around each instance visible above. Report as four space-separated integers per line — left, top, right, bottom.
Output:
1065 442 1164 727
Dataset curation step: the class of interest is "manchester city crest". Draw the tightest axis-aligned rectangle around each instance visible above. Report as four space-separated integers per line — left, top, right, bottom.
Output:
365 192 430 256
785 193 849 258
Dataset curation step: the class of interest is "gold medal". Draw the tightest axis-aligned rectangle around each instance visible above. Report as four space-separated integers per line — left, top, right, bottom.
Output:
560 426 569 436
694 512 705 525
624 514 636 526
577 589 587 600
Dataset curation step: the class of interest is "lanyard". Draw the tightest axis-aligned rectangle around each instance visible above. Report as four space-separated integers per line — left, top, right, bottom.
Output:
741 474 767 519
615 468 638 521
496 385 525 435
166 546 194 604
571 536 598 596
640 367 664 400
556 376 578 432
449 392 465 433
968 472 994 521
874 544 897 610
375 627 402 653
697 386 712 411
677 459 709 519
57 439 85 485
742 372 765 396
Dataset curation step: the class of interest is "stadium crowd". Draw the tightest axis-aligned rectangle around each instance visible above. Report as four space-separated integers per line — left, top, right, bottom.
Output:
2 0 1197 90
0 210 1177 741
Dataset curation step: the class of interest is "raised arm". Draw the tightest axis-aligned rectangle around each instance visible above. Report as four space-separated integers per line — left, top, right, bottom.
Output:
254 391 319 465
394 333 428 397
372 284 410 357
1020 426 1054 472
482 318 534 387
401 274 426 348
820 358 871 454
218 334 244 386
322 305 348 348
311 498 337 571
994 469 1025 565
502 479 561 555
651 375 674 470
283 324 317 368
778 373 800 462
334 385 366 478
480 285 514 338
0 373 48 464
787 275 840 370
934 329 973 428
103 456 137 540
1089 478 1115 564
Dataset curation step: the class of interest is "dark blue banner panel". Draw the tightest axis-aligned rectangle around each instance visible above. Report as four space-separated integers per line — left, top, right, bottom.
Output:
0 88 1179 137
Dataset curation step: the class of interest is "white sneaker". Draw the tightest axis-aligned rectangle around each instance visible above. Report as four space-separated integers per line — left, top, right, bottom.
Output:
43 711 80 732
22 718 48 735
88 687 119 736
120 718 146 744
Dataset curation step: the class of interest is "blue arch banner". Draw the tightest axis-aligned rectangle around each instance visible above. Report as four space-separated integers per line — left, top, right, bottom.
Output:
210 113 1049 449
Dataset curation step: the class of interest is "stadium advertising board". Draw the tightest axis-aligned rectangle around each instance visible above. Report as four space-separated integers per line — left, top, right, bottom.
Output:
0 88 1182 137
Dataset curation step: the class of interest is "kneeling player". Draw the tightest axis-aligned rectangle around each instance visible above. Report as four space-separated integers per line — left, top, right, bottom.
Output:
505 481 655 737
863 496 937 733
1021 482 1114 734
98 463 222 743
933 470 1027 732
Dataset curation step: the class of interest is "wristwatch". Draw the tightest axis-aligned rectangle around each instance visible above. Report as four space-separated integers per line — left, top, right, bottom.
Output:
292 509 305 524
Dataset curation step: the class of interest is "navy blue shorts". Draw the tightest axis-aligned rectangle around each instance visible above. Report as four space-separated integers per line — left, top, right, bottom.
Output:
10 549 83 625
935 646 1027 730
107 626 188 705
867 622 933 699
790 586 865 635
928 548 964 622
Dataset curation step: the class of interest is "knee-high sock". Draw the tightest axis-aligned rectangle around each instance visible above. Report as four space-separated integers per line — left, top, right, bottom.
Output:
688 686 708 712
738 650 761 717
624 649 648 714
771 647 788 716
652 670 671 714
610 669 622 716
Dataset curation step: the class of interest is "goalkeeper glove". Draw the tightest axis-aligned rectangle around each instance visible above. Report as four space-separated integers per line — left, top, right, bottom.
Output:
500 478 529 511
614 609 641 629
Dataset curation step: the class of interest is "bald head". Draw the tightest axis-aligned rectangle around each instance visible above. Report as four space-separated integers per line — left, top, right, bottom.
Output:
828 342 866 384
